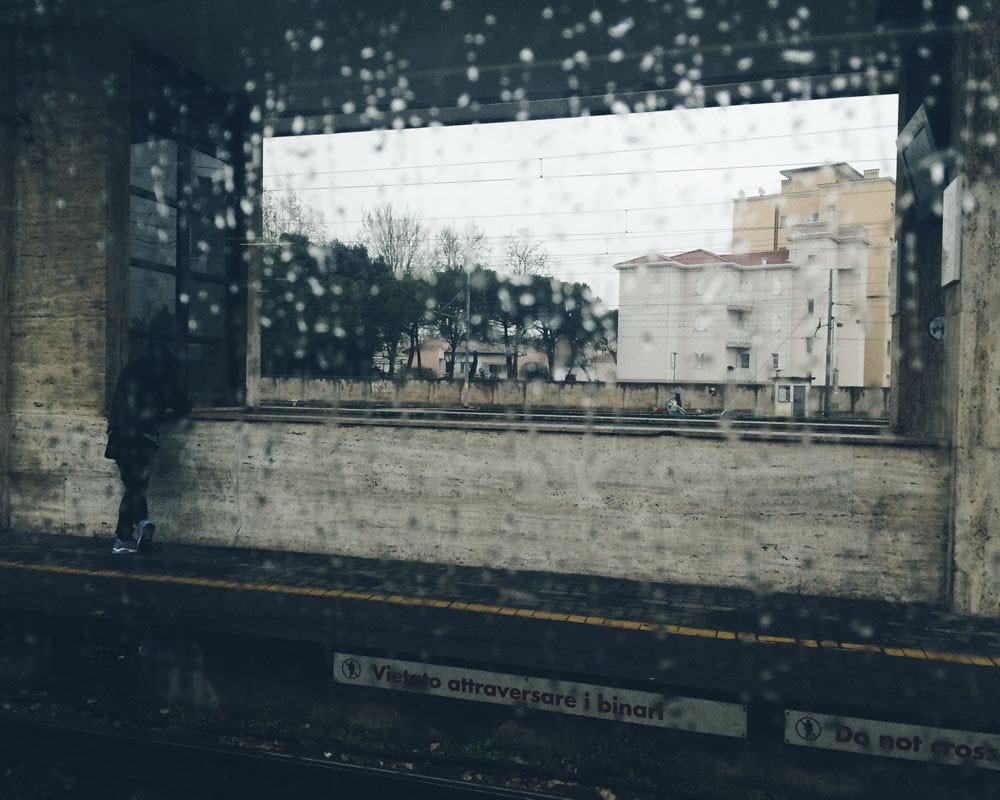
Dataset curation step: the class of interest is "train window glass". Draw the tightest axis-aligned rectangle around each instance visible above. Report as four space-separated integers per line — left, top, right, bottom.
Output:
126 47 246 405
8 3 987 797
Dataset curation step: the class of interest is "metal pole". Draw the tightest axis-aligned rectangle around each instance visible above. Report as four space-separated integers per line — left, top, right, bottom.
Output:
823 269 834 417
462 266 471 406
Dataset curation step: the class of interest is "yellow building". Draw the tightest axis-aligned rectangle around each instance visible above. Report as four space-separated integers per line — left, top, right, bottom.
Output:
731 164 895 387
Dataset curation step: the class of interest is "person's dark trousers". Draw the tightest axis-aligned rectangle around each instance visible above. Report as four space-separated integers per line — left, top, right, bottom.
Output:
113 436 159 539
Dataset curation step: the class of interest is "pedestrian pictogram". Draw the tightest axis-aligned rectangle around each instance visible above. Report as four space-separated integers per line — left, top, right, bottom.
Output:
796 717 822 741
341 658 362 680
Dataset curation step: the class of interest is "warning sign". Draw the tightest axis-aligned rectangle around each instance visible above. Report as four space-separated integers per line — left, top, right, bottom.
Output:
333 653 746 738
785 710 1000 771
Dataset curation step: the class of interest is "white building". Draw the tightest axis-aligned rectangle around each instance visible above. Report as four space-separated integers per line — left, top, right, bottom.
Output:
615 223 872 401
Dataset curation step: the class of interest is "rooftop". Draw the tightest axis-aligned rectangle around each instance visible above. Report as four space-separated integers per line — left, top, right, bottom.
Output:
615 248 791 269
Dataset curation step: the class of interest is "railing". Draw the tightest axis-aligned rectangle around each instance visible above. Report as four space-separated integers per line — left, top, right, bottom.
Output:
726 294 753 312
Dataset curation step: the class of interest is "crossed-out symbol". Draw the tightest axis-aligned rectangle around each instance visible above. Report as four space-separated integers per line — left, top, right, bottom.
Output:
796 717 822 741
341 658 362 680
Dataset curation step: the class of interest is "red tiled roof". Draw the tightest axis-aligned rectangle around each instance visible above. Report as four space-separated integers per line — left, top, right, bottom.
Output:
615 253 672 266
667 248 790 266
667 249 725 265
615 248 790 268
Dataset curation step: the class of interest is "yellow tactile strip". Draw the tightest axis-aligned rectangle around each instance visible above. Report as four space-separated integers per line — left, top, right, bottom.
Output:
1 558 997 668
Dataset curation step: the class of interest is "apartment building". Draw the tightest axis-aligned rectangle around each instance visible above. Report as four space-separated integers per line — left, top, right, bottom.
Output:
615 223 871 398
731 163 895 387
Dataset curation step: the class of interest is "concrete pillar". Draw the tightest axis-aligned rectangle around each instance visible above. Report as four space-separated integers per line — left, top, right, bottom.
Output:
244 134 264 409
4 21 130 533
9 22 130 418
948 21 1000 615
890 33 955 441
0 29 15 530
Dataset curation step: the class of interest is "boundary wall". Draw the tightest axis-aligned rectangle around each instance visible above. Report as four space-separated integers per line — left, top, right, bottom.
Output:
8 412 948 604
261 377 891 419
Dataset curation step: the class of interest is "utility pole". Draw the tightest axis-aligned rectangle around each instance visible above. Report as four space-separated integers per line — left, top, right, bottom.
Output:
823 269 835 417
462 263 471 406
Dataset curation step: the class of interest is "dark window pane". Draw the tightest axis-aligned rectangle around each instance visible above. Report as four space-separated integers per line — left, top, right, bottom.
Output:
187 150 231 276
129 195 177 266
129 267 176 336
187 343 229 405
189 212 228 277
185 279 226 338
130 135 177 200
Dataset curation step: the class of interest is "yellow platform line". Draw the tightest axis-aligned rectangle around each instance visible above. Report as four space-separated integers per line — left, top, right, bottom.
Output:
0 558 996 669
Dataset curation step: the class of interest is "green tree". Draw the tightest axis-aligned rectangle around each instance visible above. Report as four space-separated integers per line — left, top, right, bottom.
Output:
374 271 429 376
427 267 468 378
595 309 618 365
260 234 391 377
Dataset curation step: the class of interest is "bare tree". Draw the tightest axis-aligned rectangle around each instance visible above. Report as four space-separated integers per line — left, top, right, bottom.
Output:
502 228 550 276
262 191 324 243
431 221 488 269
361 203 428 274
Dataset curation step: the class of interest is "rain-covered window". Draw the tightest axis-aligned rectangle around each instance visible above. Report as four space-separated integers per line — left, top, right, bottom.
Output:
128 47 246 406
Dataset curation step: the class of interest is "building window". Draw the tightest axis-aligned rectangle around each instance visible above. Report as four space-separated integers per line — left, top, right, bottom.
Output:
778 385 791 403
739 352 750 369
806 211 820 223
887 340 891 356
807 298 815 315
128 47 246 406
694 353 711 368
779 215 787 228
772 352 780 370
826 205 836 220
805 337 814 354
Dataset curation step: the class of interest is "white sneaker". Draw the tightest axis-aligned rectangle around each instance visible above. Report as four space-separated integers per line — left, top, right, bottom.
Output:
136 519 156 552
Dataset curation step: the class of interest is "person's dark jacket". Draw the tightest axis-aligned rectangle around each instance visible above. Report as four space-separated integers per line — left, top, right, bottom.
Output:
104 353 193 459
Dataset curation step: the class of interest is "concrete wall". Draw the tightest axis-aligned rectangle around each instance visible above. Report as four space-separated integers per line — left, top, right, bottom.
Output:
1 21 130 529
949 22 1000 616
0 29 15 530
7 24 130 418
260 377 890 418
8 412 949 604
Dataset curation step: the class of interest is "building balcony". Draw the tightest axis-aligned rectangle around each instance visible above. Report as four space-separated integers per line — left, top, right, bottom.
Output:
726 294 753 312
725 333 752 349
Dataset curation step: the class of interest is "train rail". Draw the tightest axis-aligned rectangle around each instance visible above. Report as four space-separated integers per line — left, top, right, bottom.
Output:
196 404 907 445
0 712 563 800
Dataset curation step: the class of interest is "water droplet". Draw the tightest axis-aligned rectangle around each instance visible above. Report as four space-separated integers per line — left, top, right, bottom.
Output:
608 17 634 38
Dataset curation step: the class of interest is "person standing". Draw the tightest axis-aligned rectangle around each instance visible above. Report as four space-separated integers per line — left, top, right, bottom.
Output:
104 344 192 554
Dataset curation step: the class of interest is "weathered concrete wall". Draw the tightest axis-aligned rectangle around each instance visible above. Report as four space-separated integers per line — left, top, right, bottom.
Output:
0 29 15 530
261 378 890 418
9 412 949 604
949 22 1000 616
8 23 130 419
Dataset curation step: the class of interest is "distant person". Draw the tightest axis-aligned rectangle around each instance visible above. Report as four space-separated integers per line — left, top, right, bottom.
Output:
104 343 192 554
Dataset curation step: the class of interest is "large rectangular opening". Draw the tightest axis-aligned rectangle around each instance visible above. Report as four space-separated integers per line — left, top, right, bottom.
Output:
260 93 898 417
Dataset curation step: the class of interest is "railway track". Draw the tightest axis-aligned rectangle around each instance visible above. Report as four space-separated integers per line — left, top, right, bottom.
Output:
0 712 562 800
196 404 907 444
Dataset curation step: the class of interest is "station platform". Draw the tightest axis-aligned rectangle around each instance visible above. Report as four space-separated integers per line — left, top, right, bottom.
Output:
2 529 999 738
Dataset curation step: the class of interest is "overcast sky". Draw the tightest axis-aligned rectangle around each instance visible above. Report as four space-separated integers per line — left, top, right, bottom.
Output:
263 94 898 307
